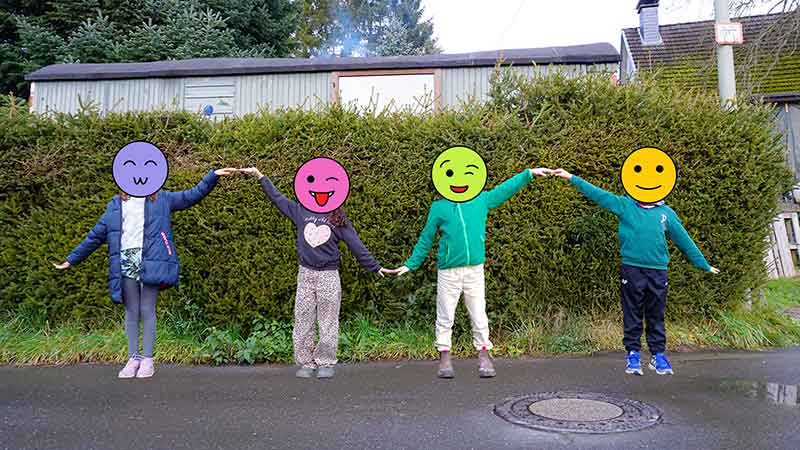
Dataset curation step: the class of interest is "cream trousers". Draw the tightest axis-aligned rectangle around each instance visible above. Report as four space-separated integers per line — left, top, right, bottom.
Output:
435 264 492 352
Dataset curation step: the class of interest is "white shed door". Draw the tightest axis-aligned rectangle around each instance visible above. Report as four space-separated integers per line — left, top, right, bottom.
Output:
338 74 435 112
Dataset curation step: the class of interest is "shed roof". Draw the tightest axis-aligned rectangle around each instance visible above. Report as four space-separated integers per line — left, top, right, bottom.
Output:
26 43 620 82
622 12 800 96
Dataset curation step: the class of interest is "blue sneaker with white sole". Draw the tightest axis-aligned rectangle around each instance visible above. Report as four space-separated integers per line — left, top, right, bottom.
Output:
649 352 674 375
625 351 643 375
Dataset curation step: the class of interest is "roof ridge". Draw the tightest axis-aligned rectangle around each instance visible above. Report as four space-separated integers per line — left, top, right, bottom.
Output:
622 11 793 32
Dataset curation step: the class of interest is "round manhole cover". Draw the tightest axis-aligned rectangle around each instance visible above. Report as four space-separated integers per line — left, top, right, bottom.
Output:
495 392 661 434
528 398 624 421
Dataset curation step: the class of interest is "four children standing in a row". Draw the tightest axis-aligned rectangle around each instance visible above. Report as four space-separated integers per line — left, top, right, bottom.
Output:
55 144 718 380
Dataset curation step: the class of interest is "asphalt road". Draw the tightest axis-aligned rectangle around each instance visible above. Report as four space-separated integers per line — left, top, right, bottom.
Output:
2 349 799 450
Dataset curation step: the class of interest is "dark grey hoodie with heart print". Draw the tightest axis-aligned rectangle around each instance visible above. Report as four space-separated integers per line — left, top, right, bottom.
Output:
259 176 380 272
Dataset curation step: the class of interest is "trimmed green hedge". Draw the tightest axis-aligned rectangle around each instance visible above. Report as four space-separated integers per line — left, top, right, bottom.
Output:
0 75 792 330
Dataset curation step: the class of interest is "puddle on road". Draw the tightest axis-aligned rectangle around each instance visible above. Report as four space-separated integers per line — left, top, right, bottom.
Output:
718 380 799 407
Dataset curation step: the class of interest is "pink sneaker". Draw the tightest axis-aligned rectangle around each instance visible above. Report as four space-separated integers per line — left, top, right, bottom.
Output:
135 357 155 378
118 357 140 379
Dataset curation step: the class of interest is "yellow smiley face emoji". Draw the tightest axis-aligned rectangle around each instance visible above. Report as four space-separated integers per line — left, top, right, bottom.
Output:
620 147 677 203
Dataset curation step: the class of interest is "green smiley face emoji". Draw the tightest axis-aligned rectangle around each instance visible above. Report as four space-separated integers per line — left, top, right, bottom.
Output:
431 146 487 202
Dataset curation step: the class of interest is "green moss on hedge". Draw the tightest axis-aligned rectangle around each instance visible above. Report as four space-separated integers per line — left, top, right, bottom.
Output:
0 75 792 331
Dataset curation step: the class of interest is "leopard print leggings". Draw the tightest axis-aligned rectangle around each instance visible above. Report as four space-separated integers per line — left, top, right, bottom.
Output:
293 266 342 368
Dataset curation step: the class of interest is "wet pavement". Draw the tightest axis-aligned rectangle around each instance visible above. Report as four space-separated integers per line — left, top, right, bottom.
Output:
2 348 799 450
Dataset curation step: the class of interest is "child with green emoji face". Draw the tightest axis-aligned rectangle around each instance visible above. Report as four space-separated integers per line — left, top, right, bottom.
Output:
387 146 552 379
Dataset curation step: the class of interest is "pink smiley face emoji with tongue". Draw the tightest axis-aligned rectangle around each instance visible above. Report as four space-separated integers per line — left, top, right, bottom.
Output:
293 157 350 213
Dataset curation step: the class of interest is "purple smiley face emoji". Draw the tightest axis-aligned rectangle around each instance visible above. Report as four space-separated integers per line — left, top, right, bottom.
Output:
293 157 350 213
112 141 169 197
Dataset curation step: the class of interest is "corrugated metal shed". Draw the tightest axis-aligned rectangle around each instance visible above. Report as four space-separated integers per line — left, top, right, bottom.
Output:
26 44 620 117
439 63 618 107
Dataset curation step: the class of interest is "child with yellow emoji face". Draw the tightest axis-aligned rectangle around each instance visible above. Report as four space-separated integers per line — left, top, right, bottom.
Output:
553 147 719 377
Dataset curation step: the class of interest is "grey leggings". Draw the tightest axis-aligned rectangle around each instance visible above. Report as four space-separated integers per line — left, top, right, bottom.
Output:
122 277 158 358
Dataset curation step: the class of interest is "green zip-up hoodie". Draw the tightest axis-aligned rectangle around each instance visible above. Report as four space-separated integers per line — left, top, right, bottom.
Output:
570 175 711 271
404 170 533 271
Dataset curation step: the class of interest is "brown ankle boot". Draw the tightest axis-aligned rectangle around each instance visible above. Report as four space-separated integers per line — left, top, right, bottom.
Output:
478 349 496 378
437 350 454 378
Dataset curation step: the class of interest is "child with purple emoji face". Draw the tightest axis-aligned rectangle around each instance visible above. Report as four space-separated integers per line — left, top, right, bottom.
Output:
54 141 238 379
241 158 390 379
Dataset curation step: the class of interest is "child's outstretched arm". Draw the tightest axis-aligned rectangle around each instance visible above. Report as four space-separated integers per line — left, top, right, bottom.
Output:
484 168 551 209
389 203 441 276
338 218 392 277
55 209 110 270
553 168 625 216
240 167 299 220
165 168 236 211
665 210 720 273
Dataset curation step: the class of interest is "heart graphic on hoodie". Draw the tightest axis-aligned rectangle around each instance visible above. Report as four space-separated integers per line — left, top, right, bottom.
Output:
303 222 332 248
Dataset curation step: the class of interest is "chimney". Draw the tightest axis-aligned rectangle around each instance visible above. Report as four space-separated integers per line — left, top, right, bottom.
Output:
637 0 662 45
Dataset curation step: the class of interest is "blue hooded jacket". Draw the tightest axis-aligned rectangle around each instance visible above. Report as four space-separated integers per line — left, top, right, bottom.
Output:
66 170 219 303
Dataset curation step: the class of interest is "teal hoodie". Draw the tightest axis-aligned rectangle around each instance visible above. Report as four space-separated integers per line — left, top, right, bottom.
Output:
405 170 533 271
570 175 711 271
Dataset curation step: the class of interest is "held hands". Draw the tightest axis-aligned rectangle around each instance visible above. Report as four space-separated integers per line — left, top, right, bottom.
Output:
376 266 409 277
529 167 571 179
530 168 553 178
214 167 264 177
214 168 239 176
551 168 573 180
238 167 264 179
383 266 410 277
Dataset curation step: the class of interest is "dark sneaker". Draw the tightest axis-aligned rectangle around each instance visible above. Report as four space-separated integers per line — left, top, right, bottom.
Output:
295 367 315 378
649 352 674 375
625 351 643 376
316 367 335 379
437 350 454 379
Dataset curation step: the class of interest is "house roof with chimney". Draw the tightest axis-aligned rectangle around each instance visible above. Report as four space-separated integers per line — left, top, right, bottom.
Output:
622 11 800 101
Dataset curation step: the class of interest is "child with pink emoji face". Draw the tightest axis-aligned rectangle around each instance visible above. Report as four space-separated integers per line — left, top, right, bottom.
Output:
241 159 390 379
293 157 350 213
